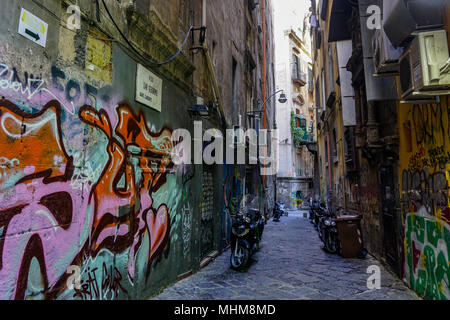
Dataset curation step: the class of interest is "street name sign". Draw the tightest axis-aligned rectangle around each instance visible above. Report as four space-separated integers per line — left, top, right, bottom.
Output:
135 64 163 112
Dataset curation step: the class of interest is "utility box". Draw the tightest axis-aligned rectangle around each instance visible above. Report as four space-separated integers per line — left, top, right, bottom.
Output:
334 215 363 258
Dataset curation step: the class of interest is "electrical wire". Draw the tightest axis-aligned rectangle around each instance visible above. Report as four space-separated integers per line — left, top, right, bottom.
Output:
100 0 193 66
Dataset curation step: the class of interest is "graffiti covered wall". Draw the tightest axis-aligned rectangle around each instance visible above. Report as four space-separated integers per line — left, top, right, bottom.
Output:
0 24 211 298
399 98 450 300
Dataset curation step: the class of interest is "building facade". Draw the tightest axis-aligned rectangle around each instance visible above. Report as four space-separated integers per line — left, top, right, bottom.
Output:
310 0 450 300
274 2 316 209
0 0 275 299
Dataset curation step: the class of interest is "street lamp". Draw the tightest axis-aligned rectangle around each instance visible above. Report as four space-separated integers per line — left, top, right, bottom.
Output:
246 89 287 118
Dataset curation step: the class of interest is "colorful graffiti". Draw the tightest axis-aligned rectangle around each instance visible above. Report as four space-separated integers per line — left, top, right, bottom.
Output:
79 103 173 281
404 214 449 300
402 169 450 224
223 165 243 244
400 101 450 300
72 262 128 300
0 98 174 299
0 99 88 299
291 190 304 208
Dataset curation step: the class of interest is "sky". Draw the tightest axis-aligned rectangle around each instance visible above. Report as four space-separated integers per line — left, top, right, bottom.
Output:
272 0 312 34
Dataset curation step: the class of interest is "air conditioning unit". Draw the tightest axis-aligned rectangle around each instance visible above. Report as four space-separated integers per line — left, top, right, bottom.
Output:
372 28 403 76
413 30 450 92
398 30 449 103
383 0 444 48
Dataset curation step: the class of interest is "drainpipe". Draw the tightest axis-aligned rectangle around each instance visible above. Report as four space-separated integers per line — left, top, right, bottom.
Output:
202 0 206 27
327 133 332 206
202 43 226 128
200 0 227 128
261 0 267 186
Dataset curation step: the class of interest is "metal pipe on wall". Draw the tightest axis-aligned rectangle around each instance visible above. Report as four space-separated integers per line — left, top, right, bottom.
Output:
202 0 206 26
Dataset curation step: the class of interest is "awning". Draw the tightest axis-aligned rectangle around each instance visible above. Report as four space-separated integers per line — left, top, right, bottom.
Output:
328 0 353 42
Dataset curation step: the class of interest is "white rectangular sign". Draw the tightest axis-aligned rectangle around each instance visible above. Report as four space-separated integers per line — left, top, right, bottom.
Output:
135 64 163 112
18 8 48 48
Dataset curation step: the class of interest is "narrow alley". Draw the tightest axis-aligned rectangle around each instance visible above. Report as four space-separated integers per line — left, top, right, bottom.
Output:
152 211 419 300
0 0 448 303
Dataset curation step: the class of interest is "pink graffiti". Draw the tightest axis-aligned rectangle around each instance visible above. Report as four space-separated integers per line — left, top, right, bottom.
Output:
0 98 174 299
0 99 91 299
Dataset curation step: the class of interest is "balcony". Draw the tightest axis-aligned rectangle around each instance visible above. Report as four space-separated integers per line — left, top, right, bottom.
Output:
292 71 307 87
293 131 315 147
297 169 314 180
291 125 315 147
291 112 315 147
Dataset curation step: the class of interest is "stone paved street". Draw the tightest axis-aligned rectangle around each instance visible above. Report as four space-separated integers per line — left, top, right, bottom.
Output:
152 211 420 300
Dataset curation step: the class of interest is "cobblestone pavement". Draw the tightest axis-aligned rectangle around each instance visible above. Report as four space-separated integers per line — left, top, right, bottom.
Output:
152 211 420 300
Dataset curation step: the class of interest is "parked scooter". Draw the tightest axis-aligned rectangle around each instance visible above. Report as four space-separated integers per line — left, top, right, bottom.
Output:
309 200 320 224
272 202 283 222
279 202 288 216
311 202 326 230
317 207 341 254
230 209 265 270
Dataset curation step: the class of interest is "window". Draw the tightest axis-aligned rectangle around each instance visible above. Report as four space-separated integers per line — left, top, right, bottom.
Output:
326 44 335 97
332 128 337 157
308 67 314 92
292 54 300 79
315 76 321 109
321 69 326 110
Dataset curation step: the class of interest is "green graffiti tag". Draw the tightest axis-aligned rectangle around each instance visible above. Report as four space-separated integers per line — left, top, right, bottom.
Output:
405 214 450 300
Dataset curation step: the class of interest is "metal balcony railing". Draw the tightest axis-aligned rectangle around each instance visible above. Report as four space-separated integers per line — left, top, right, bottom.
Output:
293 131 314 147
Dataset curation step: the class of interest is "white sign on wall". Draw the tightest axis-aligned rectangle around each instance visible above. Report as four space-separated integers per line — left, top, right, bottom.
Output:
135 64 163 112
18 8 48 48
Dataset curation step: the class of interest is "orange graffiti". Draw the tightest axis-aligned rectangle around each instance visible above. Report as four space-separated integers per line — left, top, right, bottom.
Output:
0 100 73 185
79 103 173 280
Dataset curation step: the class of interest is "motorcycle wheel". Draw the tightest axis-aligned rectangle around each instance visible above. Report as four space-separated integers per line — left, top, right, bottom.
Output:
325 232 338 254
230 245 249 270
317 224 324 242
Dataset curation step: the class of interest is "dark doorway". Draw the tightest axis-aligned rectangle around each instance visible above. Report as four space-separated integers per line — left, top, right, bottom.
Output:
200 168 215 259
379 165 400 275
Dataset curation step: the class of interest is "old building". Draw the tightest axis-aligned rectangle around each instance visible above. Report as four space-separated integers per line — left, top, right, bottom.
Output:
274 1 316 209
310 0 450 300
0 0 275 299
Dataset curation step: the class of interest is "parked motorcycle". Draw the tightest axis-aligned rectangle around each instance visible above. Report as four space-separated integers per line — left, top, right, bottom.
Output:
279 202 288 216
317 207 341 254
312 202 326 230
272 202 283 222
309 200 320 224
230 209 265 270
